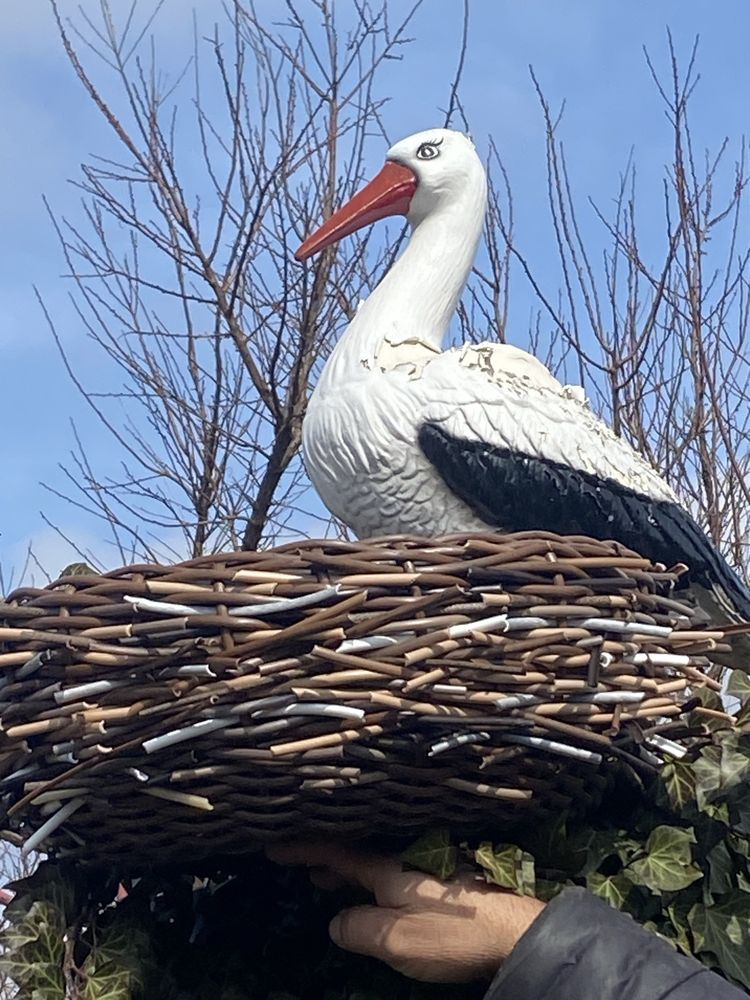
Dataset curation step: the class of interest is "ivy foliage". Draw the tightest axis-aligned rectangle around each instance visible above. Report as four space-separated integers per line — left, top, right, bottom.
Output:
405 723 750 993
3 682 750 997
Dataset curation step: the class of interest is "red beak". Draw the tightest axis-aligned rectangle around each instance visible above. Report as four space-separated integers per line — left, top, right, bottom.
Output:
295 160 418 262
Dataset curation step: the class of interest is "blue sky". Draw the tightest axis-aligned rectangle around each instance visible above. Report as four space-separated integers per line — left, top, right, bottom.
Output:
2 0 749 583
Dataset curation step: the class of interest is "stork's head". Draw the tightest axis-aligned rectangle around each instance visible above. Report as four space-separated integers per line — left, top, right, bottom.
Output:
295 128 486 261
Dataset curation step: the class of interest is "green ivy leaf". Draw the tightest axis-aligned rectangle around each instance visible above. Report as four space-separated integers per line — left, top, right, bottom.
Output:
659 761 697 813
693 744 722 811
690 687 733 732
692 736 750 817
534 879 565 902
627 826 703 893
689 892 750 988
526 816 594 879
704 801 731 826
474 843 536 896
401 829 457 880
81 918 151 1000
579 830 640 877
706 840 736 898
525 813 568 865
587 871 633 909
728 831 750 859
640 919 677 948
82 961 133 1000
736 700 750 729
730 791 750 836
728 670 750 705
720 735 750 789
0 898 66 997
667 900 695 955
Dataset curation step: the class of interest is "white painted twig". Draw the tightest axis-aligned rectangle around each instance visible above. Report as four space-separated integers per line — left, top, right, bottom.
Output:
568 691 645 705
645 734 688 759
448 614 509 639
32 788 89 808
275 703 366 721
336 635 402 653
625 653 691 668
23 796 86 856
124 596 207 616
141 787 213 811
229 586 341 617
576 618 673 638
143 718 233 755
501 734 602 765
429 731 491 756
504 616 555 631
16 651 53 680
170 664 217 678
55 679 131 705
495 694 543 710
0 764 39 787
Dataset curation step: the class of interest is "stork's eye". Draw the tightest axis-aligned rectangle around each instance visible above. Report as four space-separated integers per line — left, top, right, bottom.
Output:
416 142 441 161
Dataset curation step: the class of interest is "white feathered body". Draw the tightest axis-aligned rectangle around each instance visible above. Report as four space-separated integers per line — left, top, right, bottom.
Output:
304 339 676 539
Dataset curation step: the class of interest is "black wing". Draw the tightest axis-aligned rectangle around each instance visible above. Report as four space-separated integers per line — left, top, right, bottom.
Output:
418 422 750 620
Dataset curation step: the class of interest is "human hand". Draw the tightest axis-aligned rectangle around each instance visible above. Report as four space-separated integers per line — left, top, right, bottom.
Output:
266 841 545 983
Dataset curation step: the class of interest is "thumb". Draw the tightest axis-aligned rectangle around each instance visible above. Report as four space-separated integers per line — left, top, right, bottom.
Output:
329 904 402 958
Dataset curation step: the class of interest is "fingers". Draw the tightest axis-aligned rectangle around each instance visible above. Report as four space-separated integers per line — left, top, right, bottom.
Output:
329 904 404 959
328 904 488 983
266 840 478 910
266 841 404 898
389 871 476 909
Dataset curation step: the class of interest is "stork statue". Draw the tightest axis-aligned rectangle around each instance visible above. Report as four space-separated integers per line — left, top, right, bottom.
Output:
296 128 750 630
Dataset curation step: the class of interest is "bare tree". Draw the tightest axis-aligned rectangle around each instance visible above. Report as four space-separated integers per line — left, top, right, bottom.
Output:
42 0 437 563
459 34 750 580
40 4 750 589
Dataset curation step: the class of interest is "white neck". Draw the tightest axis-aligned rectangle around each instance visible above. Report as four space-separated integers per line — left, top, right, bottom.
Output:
316 184 486 391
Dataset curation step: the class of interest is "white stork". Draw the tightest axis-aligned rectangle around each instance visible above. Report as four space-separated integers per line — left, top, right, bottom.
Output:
296 128 750 629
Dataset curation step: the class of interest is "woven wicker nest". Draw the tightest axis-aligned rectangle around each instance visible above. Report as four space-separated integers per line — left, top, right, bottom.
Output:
0 531 728 867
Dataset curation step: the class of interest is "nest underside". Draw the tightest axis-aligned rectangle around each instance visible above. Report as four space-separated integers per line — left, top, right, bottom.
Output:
0 531 729 867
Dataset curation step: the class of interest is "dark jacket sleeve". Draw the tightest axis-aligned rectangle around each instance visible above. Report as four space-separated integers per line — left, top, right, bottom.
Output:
485 886 747 1000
